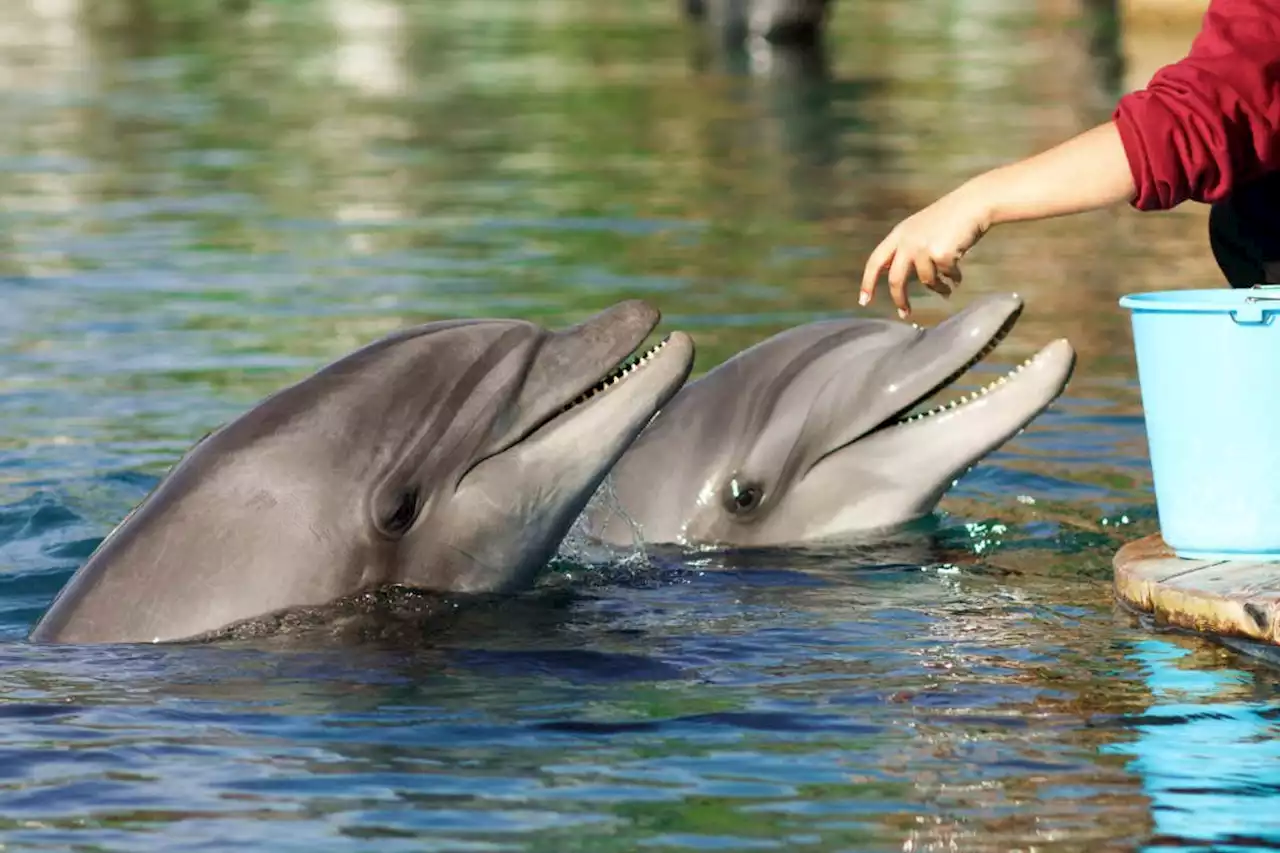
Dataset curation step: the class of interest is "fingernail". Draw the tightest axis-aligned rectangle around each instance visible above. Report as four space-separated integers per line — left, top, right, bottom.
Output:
858 291 869 306
897 308 909 319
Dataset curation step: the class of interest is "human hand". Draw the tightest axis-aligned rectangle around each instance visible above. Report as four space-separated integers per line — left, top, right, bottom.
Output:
857 122 1134 318
859 183 994 318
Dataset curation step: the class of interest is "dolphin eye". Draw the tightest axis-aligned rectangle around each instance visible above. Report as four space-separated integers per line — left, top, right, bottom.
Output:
381 488 421 537
725 478 763 515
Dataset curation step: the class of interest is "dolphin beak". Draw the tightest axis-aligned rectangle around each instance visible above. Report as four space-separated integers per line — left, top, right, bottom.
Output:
477 300 666 461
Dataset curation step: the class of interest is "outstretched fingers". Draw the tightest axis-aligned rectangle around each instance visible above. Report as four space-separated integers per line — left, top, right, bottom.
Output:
861 243 963 319
859 231 897 307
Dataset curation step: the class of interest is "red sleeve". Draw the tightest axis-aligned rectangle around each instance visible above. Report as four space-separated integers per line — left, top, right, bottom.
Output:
1113 0 1280 210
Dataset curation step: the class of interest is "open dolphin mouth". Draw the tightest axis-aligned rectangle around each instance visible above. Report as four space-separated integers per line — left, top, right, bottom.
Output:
892 344 1047 426
557 335 674 415
866 302 1063 435
502 332 684 456
467 303 690 473
910 303 1023 410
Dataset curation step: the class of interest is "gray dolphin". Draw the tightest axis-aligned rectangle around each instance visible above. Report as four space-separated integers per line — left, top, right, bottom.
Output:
29 302 694 645
583 293 1074 547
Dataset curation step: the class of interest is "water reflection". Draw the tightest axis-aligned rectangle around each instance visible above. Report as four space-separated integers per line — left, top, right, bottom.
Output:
1104 638 1280 851
0 0 1276 850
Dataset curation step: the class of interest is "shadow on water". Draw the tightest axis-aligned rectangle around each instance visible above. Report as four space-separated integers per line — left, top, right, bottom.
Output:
0 0 1278 850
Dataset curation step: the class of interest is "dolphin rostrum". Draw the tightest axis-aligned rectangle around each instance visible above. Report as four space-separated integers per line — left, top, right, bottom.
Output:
30 301 694 644
583 293 1074 548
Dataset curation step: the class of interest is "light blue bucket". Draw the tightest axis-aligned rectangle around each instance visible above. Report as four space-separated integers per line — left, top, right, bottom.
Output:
1120 285 1280 561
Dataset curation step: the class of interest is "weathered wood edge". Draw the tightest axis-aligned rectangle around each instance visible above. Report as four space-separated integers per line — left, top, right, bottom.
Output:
1114 533 1280 646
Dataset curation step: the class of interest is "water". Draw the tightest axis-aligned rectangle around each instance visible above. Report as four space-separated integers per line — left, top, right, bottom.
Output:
2 1 1277 850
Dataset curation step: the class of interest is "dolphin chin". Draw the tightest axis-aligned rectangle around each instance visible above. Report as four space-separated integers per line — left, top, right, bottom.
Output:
30 301 694 645
584 293 1075 548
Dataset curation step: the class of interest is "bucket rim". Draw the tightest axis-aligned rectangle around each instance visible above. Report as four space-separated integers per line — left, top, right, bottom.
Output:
1120 286 1280 314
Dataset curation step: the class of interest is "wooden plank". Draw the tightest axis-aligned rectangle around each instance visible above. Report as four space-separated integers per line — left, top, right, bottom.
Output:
1114 533 1280 646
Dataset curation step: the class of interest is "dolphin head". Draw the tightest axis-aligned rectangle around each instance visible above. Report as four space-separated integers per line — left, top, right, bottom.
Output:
341 300 695 593
586 293 1074 547
31 301 694 644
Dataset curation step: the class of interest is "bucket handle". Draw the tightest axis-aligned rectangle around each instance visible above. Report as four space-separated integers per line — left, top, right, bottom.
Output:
1233 284 1280 324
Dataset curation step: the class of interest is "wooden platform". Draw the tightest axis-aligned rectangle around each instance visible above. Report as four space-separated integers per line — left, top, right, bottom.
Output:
1114 534 1280 646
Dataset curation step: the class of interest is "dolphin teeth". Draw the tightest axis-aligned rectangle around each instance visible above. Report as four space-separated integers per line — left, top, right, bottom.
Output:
887 314 1041 429
560 335 673 413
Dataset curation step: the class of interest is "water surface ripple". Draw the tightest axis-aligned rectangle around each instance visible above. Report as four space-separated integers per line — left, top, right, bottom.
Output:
0 2 1275 851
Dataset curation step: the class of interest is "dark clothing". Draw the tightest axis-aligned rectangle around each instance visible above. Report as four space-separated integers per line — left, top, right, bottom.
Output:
1209 171 1280 286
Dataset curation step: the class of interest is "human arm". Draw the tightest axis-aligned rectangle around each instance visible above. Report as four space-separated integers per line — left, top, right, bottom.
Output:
860 0 1280 318
858 121 1135 318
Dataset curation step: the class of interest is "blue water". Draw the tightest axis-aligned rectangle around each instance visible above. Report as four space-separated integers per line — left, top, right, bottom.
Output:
1 1 1277 850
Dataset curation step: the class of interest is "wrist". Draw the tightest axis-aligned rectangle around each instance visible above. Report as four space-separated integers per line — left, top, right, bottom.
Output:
951 174 1000 230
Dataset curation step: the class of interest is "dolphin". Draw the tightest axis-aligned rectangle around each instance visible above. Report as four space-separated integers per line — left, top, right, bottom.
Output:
29 301 694 645
583 293 1074 548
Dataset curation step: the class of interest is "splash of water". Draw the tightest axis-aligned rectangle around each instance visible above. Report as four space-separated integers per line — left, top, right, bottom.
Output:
554 474 650 574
